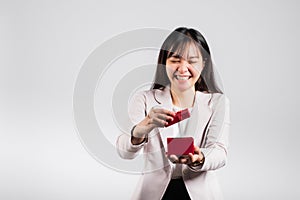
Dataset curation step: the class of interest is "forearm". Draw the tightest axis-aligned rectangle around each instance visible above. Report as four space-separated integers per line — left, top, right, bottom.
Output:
131 125 147 145
200 145 227 171
116 133 146 160
130 117 154 145
188 145 227 172
117 118 152 159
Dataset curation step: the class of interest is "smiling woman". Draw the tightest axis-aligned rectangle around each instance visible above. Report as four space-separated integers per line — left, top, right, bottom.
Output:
116 27 230 200
165 42 204 108
153 27 223 94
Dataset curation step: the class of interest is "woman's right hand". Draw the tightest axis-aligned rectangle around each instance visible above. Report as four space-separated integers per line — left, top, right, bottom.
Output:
131 107 175 144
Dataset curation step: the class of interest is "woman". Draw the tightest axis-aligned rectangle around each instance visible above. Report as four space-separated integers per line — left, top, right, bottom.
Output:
117 27 230 200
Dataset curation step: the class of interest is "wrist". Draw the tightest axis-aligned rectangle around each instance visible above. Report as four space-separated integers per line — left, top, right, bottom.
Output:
190 153 205 167
198 152 205 163
132 125 145 138
131 125 146 145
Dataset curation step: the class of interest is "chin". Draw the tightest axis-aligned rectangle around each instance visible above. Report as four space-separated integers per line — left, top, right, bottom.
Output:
173 82 194 92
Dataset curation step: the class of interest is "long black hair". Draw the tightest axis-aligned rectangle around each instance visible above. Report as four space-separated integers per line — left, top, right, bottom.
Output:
151 27 223 94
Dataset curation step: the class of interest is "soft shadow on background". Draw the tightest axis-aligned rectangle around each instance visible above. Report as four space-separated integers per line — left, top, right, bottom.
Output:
1 0 299 199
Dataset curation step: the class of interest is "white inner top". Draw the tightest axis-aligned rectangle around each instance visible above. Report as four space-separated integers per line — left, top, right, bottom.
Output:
171 105 193 179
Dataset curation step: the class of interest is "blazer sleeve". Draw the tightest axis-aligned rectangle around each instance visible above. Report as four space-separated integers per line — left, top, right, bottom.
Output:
190 94 231 172
116 91 148 160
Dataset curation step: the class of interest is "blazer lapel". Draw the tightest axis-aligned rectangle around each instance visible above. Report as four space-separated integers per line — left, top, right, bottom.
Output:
187 92 213 146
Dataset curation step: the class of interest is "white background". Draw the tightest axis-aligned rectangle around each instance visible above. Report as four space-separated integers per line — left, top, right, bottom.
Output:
1 0 300 199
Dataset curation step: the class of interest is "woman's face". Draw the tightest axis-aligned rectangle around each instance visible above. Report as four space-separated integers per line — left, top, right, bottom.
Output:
166 43 204 92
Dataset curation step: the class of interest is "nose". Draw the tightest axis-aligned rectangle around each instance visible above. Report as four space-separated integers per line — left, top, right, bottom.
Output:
177 61 189 73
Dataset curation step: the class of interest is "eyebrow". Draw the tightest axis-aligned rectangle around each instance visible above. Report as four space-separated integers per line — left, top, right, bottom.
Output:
170 55 199 59
170 54 181 59
188 56 199 59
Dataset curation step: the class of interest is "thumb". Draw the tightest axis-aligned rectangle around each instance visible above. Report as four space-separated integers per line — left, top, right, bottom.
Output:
194 145 200 154
188 153 196 163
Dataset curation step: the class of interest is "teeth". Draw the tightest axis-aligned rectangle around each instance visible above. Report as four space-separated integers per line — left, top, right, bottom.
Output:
175 75 190 80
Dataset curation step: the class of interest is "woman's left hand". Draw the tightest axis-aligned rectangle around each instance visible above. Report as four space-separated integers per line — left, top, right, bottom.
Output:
168 145 204 165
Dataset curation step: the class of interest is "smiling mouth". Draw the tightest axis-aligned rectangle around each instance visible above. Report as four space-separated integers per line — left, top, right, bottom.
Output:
174 75 191 80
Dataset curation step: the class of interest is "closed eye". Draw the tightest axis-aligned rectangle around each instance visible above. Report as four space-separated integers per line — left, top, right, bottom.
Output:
169 59 180 63
189 60 199 64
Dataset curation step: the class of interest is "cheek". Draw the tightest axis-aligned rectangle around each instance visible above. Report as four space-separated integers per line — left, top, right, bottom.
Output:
189 65 203 77
166 65 175 77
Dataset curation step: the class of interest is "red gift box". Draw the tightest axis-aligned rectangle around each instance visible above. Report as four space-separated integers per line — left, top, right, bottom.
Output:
165 108 191 127
167 137 194 156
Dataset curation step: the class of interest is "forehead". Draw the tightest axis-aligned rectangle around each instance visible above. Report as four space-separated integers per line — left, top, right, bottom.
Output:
169 42 201 59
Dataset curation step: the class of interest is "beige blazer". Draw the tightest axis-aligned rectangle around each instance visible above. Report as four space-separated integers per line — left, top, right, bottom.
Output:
117 87 230 200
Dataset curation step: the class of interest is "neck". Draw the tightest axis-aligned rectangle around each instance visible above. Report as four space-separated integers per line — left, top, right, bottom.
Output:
170 87 196 108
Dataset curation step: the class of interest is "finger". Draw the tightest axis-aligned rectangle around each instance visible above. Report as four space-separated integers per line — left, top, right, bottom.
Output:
169 154 179 163
156 113 174 122
188 153 197 163
153 108 176 117
194 145 200 154
164 109 176 117
179 156 189 164
152 118 168 127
